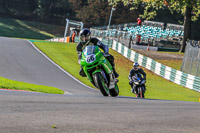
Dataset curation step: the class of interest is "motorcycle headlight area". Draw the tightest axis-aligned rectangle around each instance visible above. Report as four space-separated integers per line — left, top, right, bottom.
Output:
86 54 96 63
134 82 139 85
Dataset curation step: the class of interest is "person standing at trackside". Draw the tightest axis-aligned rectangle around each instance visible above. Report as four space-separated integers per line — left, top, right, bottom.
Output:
137 17 142 26
76 28 119 79
128 62 146 93
71 31 76 43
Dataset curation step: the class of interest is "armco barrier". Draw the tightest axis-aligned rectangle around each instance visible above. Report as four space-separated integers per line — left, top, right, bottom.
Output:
46 37 200 92
111 40 200 92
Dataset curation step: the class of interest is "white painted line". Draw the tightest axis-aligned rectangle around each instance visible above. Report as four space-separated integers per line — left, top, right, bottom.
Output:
27 40 98 93
64 91 73 95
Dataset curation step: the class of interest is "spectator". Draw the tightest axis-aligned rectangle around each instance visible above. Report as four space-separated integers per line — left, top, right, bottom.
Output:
137 17 142 26
119 26 123 31
71 30 76 43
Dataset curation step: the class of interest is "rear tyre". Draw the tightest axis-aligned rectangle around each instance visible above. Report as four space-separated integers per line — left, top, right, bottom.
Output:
109 84 119 97
94 72 109 96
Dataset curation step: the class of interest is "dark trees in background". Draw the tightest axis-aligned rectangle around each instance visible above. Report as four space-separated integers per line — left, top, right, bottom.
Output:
0 0 73 24
0 0 140 27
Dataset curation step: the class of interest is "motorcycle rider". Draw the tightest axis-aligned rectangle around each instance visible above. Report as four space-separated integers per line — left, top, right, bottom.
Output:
128 62 146 94
76 28 119 79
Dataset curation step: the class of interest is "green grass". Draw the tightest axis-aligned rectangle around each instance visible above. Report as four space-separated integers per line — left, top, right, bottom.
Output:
0 17 198 101
0 17 65 94
0 17 64 39
34 41 93 87
156 60 182 70
34 41 200 102
158 51 185 55
0 76 64 94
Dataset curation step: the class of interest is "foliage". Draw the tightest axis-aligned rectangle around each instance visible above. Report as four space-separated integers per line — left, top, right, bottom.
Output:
0 0 141 27
109 0 200 21
69 0 140 27
0 0 73 24
109 0 200 52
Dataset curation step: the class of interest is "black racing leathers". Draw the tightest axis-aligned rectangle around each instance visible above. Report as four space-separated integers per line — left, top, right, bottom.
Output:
128 68 146 93
128 68 146 81
76 37 118 78
76 37 109 62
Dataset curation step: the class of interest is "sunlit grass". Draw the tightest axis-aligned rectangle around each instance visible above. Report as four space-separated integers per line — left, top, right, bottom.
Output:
0 76 64 94
34 41 200 102
156 60 182 70
0 17 64 39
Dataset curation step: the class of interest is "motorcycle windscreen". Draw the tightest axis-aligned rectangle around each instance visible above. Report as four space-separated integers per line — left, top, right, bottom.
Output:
83 45 98 56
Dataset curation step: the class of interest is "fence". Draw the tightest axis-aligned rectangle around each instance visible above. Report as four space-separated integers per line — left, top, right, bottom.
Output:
166 23 184 31
91 21 184 49
92 22 137 30
90 27 182 49
110 39 200 92
90 28 131 42
143 20 164 29
181 40 200 77
46 36 200 92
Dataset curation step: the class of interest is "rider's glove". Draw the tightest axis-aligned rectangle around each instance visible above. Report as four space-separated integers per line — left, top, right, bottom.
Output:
142 80 146 84
129 80 133 85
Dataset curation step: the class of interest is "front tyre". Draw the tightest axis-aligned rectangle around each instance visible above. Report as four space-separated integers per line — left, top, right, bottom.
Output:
138 86 145 98
109 84 119 97
94 72 109 96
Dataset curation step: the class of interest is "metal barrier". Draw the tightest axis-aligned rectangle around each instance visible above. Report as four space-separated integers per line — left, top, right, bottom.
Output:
110 39 200 92
90 28 131 47
143 20 164 30
181 40 200 76
166 23 184 31
92 22 137 30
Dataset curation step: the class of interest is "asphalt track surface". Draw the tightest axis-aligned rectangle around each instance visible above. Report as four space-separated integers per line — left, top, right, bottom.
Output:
0 37 199 133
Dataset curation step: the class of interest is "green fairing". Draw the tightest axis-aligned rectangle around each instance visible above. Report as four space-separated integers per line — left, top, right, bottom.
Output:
80 46 112 82
80 45 119 97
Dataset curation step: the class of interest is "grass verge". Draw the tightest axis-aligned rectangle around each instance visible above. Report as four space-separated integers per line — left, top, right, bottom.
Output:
33 41 200 102
156 60 182 70
0 76 64 94
0 17 64 39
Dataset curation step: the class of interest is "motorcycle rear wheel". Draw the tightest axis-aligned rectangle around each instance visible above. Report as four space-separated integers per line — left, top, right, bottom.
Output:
109 84 119 97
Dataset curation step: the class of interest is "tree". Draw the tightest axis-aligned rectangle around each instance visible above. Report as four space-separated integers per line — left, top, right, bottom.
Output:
108 0 200 52
68 0 141 27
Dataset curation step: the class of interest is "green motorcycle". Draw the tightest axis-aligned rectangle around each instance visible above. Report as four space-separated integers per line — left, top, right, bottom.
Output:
80 45 119 97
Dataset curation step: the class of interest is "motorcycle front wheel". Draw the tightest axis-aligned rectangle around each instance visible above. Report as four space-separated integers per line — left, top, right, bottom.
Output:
138 86 145 98
94 72 109 96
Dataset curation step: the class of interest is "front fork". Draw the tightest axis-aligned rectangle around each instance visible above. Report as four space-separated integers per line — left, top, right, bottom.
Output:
109 72 116 89
100 70 115 89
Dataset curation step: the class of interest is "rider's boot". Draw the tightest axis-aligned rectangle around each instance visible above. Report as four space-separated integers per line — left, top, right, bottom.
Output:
130 84 134 93
131 88 134 93
105 55 119 78
113 67 119 78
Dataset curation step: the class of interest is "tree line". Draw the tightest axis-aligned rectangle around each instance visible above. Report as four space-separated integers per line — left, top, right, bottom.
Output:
0 0 141 27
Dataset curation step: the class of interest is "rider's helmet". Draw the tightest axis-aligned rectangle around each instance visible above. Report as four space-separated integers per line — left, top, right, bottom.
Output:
79 29 91 44
133 62 139 70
